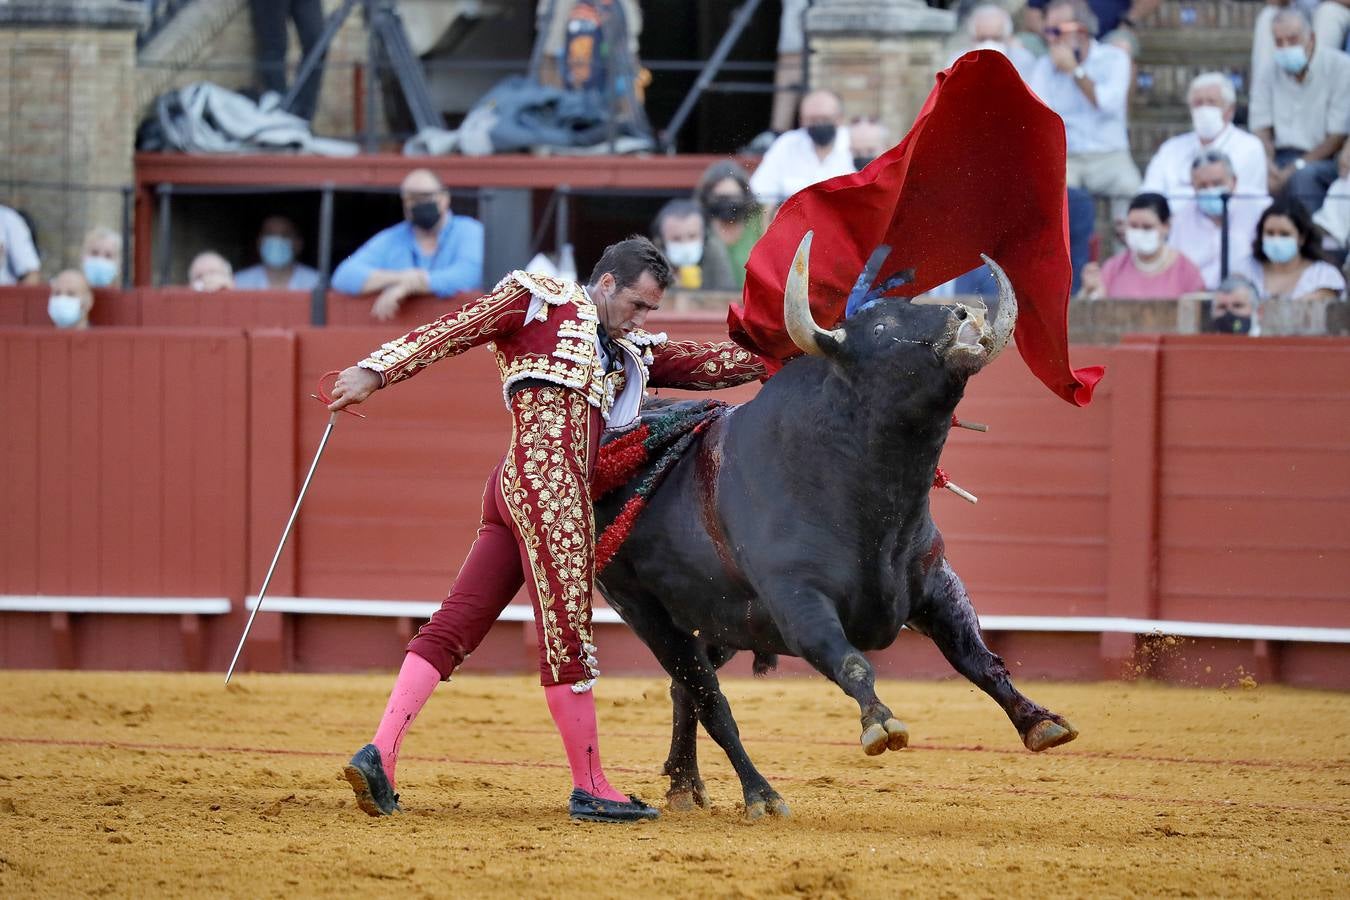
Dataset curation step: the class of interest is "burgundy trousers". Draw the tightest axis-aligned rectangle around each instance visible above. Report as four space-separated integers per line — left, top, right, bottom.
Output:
407 385 602 687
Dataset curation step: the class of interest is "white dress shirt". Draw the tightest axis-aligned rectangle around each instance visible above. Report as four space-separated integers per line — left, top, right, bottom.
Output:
234 263 321 290
1167 196 1267 290
1028 41 1133 155
1140 125 1270 203
749 126 855 208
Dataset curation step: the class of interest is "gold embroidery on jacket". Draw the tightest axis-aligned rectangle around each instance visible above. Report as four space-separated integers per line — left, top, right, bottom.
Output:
652 340 766 388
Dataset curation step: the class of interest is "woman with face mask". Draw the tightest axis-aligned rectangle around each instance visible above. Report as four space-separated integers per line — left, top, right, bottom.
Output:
695 161 766 290
1243 197 1346 301
1085 192 1206 299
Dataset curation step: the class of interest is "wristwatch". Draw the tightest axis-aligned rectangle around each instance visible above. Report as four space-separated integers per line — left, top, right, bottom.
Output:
1073 65 1087 80
1293 158 1307 171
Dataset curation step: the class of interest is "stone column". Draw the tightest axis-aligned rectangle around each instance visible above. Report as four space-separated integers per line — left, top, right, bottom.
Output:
806 0 956 142
0 0 145 278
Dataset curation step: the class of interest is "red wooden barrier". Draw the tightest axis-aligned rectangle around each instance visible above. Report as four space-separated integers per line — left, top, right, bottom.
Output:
139 289 311 328
0 285 141 326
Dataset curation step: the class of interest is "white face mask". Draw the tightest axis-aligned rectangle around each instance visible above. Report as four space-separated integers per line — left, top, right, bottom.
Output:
1125 227 1162 258
1190 104 1226 141
48 294 84 328
664 239 703 268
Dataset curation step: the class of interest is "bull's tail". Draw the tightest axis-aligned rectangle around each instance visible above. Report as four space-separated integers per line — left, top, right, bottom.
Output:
752 652 778 676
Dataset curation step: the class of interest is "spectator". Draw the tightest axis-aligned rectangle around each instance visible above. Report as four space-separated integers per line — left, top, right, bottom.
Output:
331 168 485 321
1243 197 1346 299
651 198 736 292
848 118 891 171
47 269 93 329
1249 8 1350 213
949 4 1038 79
235 216 320 291
250 0 326 121
1252 1 1322 78
1029 0 1141 221
1 203 41 285
1021 0 1160 38
188 251 235 292
1079 193 1206 298
1167 149 1268 289
1141 73 1269 202
80 226 121 289
1207 274 1262 335
1312 140 1350 249
1315 1 1350 52
748 89 854 214
697 161 766 290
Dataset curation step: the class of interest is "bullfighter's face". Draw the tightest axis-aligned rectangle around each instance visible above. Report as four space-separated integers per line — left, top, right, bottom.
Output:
595 270 664 339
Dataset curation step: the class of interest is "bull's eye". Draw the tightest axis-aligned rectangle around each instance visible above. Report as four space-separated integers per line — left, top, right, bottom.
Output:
954 307 968 320
872 323 885 337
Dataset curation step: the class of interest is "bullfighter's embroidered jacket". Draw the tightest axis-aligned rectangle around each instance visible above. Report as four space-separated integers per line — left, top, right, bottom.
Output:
357 270 765 426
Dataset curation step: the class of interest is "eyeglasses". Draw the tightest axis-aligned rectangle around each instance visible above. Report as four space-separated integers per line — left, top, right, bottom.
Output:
1043 24 1084 39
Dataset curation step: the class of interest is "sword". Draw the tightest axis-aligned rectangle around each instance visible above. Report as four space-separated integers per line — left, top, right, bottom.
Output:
225 372 363 684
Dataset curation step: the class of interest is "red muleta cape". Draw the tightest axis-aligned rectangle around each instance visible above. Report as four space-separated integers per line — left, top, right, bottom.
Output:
728 50 1104 406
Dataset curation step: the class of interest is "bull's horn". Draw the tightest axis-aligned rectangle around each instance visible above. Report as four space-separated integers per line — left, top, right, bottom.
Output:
785 231 845 357
979 254 1017 361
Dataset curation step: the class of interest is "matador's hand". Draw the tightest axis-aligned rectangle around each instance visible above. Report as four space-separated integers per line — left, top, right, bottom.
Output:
328 366 381 411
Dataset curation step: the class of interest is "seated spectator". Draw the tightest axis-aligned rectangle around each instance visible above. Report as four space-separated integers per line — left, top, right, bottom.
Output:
1252 1 1323 77
1029 0 1141 221
1079 193 1206 298
748 89 854 214
848 117 890 171
1 203 41 285
1249 8 1350 213
1243 197 1346 299
1021 0 1160 38
331 168 485 321
651 198 735 292
697 161 767 290
1207 274 1262 335
949 4 1038 79
235 216 320 290
188 251 236 292
1167 149 1268 289
47 269 93 329
1141 72 1269 202
80 226 121 288
1312 140 1350 250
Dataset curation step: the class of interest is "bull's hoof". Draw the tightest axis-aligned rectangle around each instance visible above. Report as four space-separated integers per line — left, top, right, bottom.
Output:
861 718 909 755
665 779 709 812
1024 718 1078 752
744 788 791 820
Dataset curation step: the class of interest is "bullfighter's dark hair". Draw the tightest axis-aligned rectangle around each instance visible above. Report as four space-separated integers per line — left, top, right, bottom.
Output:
1251 197 1325 264
588 236 673 291
1128 192 1172 224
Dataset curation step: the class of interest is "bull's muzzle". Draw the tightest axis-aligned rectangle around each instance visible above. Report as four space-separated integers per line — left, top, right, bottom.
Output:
784 231 846 357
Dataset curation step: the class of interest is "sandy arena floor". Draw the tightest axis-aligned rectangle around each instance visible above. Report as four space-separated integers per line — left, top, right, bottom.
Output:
0 669 1347 899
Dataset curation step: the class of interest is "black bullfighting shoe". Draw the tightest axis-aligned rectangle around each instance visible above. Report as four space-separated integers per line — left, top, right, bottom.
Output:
343 744 402 817
568 789 660 823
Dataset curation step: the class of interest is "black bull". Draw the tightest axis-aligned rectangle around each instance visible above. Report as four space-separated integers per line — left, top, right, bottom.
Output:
594 235 1078 818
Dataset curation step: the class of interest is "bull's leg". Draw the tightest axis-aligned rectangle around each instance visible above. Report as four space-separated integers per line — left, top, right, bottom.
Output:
767 587 908 756
909 560 1078 751
622 605 788 819
661 644 735 812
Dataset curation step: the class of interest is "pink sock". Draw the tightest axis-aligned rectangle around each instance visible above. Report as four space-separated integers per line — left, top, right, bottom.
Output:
370 652 442 788
543 683 627 802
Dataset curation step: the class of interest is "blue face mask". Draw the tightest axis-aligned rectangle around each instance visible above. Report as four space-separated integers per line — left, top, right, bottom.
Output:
260 235 294 269
1262 235 1299 264
82 255 118 287
1274 44 1308 75
1196 188 1226 218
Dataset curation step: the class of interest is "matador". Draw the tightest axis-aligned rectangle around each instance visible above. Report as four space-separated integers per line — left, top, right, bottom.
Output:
327 237 765 823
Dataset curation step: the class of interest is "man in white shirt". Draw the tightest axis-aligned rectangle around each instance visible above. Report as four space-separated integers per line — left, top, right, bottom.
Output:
0 204 41 285
1028 0 1140 220
1249 8 1350 213
1167 149 1268 289
749 89 854 216
1141 72 1269 204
